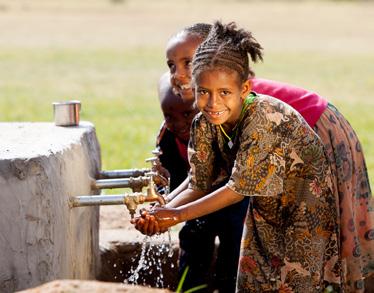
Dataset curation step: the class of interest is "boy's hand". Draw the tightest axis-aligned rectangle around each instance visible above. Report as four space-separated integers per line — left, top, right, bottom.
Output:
154 162 170 180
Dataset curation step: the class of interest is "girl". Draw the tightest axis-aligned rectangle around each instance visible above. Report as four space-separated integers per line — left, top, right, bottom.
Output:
134 21 343 292
164 22 373 291
156 74 250 292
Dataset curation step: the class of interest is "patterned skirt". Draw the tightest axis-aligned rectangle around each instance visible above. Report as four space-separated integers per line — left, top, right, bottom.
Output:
314 103 374 292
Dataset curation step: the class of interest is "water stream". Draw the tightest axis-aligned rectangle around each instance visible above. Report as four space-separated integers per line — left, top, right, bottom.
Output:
124 229 175 288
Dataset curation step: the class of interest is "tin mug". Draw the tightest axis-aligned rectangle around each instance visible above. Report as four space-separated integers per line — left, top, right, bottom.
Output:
52 100 81 126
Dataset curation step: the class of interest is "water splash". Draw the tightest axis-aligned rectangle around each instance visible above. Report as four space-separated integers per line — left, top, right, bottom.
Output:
127 236 149 285
167 229 174 258
125 231 175 288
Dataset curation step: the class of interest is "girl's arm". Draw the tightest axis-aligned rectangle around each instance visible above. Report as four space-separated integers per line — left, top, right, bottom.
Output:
131 186 204 235
152 186 245 230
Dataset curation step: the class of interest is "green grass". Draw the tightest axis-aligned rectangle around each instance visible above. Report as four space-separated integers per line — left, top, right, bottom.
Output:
0 48 165 169
0 48 373 187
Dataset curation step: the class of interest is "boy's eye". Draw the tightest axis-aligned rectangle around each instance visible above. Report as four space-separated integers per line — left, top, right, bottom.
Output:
183 111 195 118
221 90 230 96
164 114 171 121
198 89 207 95
167 61 175 72
185 60 192 68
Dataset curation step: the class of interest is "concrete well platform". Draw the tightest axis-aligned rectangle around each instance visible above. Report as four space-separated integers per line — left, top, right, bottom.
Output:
0 122 101 292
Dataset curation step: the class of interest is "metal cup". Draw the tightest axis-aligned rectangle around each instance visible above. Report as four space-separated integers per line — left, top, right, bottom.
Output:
52 100 81 126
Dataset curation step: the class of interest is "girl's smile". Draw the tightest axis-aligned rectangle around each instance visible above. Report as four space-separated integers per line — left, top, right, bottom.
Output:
206 110 227 117
166 32 203 102
194 68 251 128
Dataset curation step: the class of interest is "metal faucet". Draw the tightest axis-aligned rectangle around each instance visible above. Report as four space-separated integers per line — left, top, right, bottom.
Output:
97 149 163 179
69 149 168 218
145 157 169 188
98 168 150 179
92 176 150 192
123 172 166 217
90 149 169 192
69 172 166 218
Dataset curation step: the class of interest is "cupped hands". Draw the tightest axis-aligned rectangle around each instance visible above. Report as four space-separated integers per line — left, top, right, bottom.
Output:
130 206 182 236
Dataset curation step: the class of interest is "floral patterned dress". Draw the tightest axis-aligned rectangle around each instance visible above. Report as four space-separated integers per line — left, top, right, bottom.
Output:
188 93 342 292
314 104 374 292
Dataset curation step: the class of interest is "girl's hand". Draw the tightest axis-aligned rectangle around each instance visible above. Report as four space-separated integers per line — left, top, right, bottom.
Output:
149 207 182 231
130 210 161 236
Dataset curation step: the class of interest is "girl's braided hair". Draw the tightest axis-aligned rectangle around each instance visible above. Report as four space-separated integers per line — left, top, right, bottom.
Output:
192 21 263 81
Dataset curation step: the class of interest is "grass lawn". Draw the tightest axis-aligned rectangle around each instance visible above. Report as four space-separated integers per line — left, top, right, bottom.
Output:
0 0 373 186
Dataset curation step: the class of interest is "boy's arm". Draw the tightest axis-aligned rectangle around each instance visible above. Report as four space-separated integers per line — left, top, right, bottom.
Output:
156 122 190 191
165 184 204 208
164 176 189 205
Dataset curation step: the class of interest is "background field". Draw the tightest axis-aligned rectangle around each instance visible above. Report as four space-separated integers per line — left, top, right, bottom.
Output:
0 0 373 186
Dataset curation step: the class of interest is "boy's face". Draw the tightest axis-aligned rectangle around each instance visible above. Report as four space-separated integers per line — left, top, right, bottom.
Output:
161 95 197 143
194 68 251 128
166 32 203 102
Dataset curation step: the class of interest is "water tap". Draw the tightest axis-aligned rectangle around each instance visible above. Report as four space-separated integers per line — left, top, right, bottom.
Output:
123 194 142 219
69 148 169 219
146 148 169 188
123 172 166 218
144 171 167 206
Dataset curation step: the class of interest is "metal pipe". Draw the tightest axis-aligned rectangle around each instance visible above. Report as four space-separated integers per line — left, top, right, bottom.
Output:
92 176 150 191
69 190 166 219
98 168 150 179
69 194 137 207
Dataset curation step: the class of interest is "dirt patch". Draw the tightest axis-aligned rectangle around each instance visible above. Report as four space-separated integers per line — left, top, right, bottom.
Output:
17 279 172 293
0 0 373 53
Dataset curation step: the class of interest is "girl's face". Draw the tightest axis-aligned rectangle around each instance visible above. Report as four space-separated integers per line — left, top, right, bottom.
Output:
194 69 251 128
166 32 203 102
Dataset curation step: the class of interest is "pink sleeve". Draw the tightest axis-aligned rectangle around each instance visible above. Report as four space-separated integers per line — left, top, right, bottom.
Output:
251 78 328 127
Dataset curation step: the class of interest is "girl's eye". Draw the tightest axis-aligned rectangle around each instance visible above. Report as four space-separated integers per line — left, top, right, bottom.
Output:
198 89 207 95
185 60 192 68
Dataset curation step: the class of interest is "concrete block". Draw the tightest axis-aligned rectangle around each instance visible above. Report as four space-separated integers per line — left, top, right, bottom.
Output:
0 122 101 292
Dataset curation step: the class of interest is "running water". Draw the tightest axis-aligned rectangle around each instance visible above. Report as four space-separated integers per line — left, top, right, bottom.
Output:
167 229 174 258
125 230 175 288
125 185 174 287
